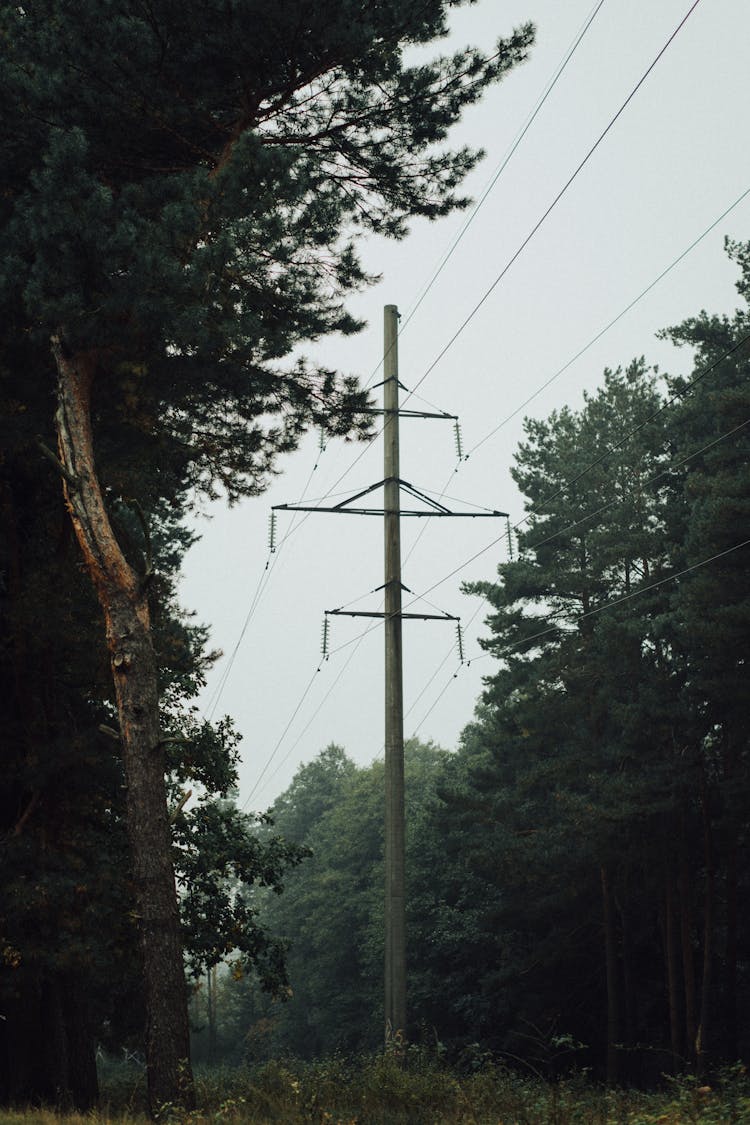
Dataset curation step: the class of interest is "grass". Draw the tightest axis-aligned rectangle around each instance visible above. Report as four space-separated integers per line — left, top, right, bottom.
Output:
0 1056 747 1124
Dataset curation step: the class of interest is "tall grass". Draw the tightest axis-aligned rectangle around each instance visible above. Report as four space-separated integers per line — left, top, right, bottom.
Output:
0 1055 746 1123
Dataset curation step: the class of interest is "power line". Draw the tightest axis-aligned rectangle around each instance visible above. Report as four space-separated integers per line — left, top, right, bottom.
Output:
477 537 750 664
463 183 750 459
268 281 749 759
316 0 715 599
307 181 750 585
407 0 704 400
237 0 610 793
405 385 750 735
510 330 750 538
523 415 750 558
409 536 750 736
203 445 324 721
240 330 749 806
261 0 608 534
205 0 737 814
411 414 750 724
246 604 383 806
326 331 750 657
241 663 326 809
425 331 750 602
232 0 729 790
397 0 607 336
234 0 707 586
392 182 750 606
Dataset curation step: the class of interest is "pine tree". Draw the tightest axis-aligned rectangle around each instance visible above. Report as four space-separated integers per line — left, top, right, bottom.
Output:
656 244 750 1069
456 363 692 1080
1 1 534 1105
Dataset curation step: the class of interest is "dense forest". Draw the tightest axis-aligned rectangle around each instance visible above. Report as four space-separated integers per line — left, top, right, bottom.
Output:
1 0 749 1117
194 250 750 1085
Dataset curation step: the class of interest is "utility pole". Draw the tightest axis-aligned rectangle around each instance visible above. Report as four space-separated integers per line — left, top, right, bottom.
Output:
383 305 406 1042
273 304 507 1048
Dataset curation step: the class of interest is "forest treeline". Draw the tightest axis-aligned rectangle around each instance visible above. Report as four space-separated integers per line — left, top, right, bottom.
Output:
196 246 750 1086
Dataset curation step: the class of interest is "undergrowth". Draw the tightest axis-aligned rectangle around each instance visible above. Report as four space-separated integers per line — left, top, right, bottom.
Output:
0 1055 747 1123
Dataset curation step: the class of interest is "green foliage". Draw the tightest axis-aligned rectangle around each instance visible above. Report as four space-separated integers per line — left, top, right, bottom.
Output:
434 242 750 1078
5 1055 743 1123
195 740 452 1061
1 3 538 1102
0 0 534 502
191 243 750 1083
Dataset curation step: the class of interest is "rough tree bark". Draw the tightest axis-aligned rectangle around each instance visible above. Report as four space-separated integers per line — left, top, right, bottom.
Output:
678 810 698 1070
51 336 194 1113
696 772 715 1080
663 870 682 1073
600 865 620 1085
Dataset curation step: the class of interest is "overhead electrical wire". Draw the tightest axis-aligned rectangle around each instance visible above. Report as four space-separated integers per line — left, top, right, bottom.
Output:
407 413 750 733
397 182 750 573
265 0 711 571
235 0 730 801
405 0 704 401
395 0 608 340
203 445 324 721
243 310 749 799
257 0 609 535
243 603 383 807
213 0 695 659
409 536 750 737
242 329 750 807
241 663 325 808
463 182 750 458
323 330 750 658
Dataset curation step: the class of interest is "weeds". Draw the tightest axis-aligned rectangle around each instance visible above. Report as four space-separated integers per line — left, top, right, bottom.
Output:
0 1056 747 1123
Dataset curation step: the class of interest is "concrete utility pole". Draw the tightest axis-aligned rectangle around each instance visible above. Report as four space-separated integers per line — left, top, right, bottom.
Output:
383 305 406 1042
273 304 507 1050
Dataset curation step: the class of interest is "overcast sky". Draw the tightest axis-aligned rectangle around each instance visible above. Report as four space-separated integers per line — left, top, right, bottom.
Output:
179 0 750 811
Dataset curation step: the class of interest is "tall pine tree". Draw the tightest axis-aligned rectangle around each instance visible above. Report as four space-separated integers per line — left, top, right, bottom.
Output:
1 1 533 1107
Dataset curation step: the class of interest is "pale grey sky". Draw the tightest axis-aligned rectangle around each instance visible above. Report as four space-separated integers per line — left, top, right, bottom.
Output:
179 0 750 810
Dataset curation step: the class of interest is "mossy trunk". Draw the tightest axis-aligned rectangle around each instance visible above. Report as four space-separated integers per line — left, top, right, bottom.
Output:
52 338 194 1114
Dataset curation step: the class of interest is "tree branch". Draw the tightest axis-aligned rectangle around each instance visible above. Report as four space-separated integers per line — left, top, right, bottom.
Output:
36 436 79 489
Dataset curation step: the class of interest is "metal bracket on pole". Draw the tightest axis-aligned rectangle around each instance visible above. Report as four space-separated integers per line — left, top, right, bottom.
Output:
327 608 460 621
273 477 507 518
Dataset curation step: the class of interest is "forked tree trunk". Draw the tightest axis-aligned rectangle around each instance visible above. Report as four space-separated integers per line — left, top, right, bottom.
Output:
51 338 194 1113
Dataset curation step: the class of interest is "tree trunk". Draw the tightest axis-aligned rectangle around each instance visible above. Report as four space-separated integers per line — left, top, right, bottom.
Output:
600 865 620 1085
664 870 682 1073
51 338 194 1113
207 965 218 1066
696 774 715 1079
678 813 698 1070
617 895 636 1041
724 838 738 1059
722 730 739 1061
